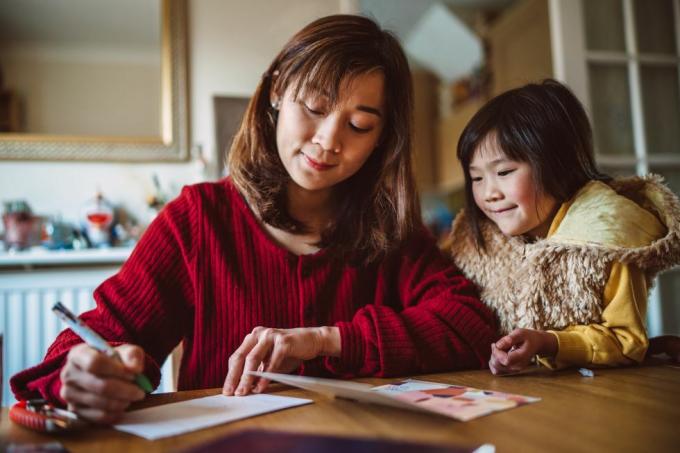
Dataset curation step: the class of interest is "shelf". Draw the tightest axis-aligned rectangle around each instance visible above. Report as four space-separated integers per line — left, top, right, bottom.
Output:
0 246 133 268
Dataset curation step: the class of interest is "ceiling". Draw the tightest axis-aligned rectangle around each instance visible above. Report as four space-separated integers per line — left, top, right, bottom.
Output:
361 0 516 81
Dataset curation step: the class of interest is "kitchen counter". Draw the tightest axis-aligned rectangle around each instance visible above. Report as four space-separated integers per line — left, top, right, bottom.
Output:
0 246 133 269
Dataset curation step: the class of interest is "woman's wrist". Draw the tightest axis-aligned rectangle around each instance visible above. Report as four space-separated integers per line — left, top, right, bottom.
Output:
317 326 341 357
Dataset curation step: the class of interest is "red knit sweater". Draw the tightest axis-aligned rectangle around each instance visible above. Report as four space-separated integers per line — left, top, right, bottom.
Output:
11 179 497 404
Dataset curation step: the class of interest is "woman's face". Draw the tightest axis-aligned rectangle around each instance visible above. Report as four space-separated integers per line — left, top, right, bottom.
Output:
273 71 385 193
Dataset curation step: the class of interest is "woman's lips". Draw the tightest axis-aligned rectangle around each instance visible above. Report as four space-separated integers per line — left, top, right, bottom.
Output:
302 153 336 171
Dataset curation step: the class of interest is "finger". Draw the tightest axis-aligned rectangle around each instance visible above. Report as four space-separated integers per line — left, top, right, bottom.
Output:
69 402 124 425
505 351 531 369
266 335 291 372
68 344 134 381
495 335 515 351
223 332 260 395
256 332 300 393
253 377 271 394
236 335 274 396
489 356 500 375
489 354 512 375
65 365 145 402
116 344 145 374
60 380 133 413
254 339 287 394
492 343 511 366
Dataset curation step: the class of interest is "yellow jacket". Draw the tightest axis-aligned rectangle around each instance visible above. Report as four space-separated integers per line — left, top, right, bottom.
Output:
449 175 680 369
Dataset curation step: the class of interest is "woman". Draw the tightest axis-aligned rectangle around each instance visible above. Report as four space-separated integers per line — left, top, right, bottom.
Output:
11 14 496 423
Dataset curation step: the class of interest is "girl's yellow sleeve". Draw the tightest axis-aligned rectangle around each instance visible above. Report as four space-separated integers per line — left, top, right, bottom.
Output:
544 262 649 369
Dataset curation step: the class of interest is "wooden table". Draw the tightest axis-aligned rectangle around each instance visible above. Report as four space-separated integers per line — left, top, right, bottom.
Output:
2 363 679 453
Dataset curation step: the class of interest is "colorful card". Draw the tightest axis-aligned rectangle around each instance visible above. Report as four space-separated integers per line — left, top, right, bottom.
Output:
371 379 540 421
249 371 539 422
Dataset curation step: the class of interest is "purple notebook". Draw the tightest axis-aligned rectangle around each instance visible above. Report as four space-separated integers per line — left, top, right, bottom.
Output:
184 429 492 453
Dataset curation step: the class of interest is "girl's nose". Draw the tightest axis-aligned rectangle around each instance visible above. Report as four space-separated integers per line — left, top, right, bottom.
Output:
484 181 503 202
312 116 342 154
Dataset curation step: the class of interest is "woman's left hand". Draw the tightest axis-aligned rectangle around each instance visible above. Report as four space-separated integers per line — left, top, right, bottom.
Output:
223 326 340 396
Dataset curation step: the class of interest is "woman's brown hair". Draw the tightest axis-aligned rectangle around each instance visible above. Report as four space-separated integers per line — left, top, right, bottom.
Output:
228 14 420 263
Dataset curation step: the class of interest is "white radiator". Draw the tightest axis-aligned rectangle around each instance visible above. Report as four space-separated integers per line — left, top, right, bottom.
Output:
0 267 175 407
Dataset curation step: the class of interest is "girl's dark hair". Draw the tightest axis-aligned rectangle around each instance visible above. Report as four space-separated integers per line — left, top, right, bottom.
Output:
228 14 419 263
457 79 610 247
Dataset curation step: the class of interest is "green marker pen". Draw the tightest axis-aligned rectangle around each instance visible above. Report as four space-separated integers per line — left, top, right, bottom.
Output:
52 302 153 393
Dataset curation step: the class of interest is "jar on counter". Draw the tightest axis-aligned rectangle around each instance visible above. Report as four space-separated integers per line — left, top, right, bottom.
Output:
2 200 36 250
82 192 114 248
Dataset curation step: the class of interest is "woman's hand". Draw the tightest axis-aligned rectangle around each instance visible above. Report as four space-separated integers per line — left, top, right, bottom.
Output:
59 343 147 424
489 328 557 375
223 326 340 396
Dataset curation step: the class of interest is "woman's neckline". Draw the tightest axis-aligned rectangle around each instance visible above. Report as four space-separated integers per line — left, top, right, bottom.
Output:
226 179 331 260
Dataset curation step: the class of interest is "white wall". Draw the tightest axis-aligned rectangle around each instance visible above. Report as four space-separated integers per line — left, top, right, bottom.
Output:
0 0 345 227
3 54 161 136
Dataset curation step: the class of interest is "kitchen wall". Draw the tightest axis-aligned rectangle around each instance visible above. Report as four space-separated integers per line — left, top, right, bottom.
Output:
0 0 350 227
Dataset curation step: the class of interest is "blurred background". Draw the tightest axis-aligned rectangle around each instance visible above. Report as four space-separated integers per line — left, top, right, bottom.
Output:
0 0 678 405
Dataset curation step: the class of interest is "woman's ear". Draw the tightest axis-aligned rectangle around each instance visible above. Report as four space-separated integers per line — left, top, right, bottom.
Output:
270 91 280 110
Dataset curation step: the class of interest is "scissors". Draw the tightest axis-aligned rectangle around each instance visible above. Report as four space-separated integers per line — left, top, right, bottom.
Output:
9 399 88 433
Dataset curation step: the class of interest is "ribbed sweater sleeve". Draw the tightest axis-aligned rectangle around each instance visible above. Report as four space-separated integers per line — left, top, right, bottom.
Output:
10 187 198 405
325 230 497 377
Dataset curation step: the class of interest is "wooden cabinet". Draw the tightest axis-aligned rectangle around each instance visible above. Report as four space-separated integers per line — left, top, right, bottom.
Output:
487 0 553 96
412 69 439 191
0 91 20 132
436 98 487 191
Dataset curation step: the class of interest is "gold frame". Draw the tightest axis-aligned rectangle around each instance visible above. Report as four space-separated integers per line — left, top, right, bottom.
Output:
0 0 189 162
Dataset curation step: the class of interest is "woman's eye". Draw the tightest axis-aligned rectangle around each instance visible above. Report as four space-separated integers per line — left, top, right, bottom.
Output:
304 103 324 115
350 123 372 133
471 176 482 182
498 169 516 177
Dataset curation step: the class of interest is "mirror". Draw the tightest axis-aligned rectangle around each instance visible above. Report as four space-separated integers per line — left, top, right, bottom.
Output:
0 0 188 161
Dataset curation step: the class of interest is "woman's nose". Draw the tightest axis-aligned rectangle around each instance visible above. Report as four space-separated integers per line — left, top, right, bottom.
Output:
312 116 342 153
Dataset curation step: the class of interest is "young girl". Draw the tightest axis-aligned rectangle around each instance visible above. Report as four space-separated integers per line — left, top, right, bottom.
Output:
11 15 496 423
448 79 680 374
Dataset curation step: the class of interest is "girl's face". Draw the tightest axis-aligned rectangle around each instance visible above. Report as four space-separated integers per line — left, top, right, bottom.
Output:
272 71 385 194
469 137 557 238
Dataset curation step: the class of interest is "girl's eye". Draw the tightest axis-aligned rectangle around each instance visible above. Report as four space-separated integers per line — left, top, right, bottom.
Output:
350 123 372 133
498 169 516 177
471 176 482 182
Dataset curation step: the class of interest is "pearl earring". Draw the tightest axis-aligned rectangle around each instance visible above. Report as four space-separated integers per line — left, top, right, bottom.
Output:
270 101 279 110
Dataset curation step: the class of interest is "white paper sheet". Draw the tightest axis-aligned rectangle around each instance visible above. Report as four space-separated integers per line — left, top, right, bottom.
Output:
114 393 312 440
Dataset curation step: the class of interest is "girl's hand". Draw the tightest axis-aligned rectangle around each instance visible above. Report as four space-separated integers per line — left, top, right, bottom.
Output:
489 328 557 375
59 343 146 424
223 326 340 396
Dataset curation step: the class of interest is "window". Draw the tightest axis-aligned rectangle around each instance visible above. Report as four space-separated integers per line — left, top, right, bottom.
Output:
551 0 680 335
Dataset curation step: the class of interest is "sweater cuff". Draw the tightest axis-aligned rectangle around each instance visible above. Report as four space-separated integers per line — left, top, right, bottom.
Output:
323 321 364 377
549 330 593 368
